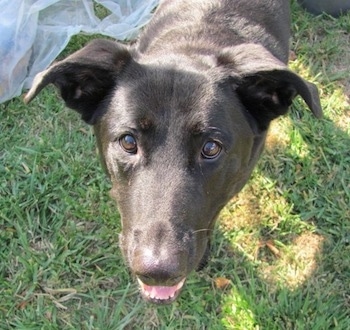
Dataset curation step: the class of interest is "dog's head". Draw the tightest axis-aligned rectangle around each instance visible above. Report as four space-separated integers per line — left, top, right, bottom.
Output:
25 39 322 304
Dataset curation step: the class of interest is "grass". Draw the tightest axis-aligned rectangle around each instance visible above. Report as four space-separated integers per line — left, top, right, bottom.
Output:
1 1 349 329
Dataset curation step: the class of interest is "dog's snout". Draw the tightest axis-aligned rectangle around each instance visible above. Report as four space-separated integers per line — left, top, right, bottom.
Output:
133 249 187 286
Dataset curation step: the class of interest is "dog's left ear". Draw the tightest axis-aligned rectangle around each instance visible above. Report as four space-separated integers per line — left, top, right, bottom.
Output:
24 39 132 124
218 44 322 130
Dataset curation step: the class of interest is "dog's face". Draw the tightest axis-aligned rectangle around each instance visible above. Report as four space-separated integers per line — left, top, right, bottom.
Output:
24 40 322 304
94 64 262 302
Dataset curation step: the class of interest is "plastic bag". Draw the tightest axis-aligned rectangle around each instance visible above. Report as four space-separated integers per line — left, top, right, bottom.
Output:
0 0 159 103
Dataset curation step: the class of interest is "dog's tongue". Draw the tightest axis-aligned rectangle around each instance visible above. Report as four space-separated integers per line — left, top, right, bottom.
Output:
138 278 185 301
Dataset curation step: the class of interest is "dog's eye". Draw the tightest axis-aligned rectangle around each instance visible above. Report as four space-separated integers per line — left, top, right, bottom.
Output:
119 134 137 153
201 140 222 159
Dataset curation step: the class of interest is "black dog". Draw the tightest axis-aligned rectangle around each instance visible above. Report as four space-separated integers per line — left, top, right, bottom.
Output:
25 0 322 304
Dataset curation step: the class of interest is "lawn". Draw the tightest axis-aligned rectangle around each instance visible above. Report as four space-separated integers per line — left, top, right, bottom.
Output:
1 1 349 329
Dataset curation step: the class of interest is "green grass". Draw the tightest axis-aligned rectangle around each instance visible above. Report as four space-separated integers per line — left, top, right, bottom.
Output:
1 2 349 329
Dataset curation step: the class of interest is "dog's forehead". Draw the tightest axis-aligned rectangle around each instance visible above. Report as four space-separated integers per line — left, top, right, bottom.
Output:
108 66 223 133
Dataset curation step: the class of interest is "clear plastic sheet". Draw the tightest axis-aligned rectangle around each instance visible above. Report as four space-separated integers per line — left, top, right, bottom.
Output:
0 0 158 103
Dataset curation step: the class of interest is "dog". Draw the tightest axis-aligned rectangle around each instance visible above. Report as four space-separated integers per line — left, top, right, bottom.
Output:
24 0 322 304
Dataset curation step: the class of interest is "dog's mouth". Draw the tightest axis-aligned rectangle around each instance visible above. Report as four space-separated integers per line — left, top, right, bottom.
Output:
137 277 186 304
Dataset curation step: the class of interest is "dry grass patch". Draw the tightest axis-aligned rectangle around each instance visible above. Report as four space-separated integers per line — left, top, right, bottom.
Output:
259 233 325 289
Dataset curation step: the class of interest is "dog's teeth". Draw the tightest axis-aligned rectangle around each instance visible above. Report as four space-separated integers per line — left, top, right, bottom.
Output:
137 277 186 301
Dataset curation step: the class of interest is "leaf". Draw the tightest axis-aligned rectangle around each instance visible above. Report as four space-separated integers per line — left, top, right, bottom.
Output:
214 277 231 290
266 240 281 257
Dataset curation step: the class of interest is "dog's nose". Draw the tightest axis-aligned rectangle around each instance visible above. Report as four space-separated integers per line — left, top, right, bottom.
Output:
132 249 187 286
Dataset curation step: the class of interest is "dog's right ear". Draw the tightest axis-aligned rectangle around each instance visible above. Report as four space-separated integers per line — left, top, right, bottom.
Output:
24 39 132 124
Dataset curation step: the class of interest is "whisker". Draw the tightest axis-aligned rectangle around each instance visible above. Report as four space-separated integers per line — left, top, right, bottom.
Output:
192 228 214 234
